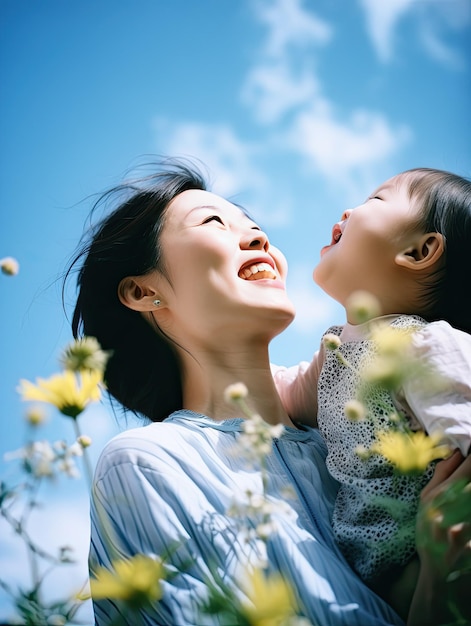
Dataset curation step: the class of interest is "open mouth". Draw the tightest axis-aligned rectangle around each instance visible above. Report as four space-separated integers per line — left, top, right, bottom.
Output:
238 262 277 281
331 223 343 245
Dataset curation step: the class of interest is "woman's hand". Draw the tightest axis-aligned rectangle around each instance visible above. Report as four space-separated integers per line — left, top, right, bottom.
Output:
408 451 471 626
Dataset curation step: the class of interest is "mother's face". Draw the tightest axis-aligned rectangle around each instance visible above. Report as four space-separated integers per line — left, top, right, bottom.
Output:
155 189 295 345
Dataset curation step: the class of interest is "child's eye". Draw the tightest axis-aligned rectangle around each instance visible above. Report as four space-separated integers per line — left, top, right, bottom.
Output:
203 215 224 225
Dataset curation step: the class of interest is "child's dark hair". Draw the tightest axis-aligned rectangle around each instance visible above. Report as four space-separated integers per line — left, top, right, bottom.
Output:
401 167 471 334
64 159 208 422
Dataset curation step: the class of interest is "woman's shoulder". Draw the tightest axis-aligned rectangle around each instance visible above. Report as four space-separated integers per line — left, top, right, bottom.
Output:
94 418 195 473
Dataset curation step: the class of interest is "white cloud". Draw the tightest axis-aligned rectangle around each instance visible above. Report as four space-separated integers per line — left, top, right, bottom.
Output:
359 0 470 67
244 0 329 123
417 1 471 69
153 118 266 198
241 60 320 124
153 0 414 205
419 24 464 68
284 99 411 181
252 0 332 58
359 0 414 62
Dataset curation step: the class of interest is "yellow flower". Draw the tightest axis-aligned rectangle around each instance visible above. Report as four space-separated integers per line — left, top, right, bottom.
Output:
370 324 415 356
360 323 425 391
90 555 164 609
241 568 297 626
18 370 102 419
371 430 450 474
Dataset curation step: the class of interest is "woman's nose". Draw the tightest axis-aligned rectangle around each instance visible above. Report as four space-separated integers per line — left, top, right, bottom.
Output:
241 229 269 252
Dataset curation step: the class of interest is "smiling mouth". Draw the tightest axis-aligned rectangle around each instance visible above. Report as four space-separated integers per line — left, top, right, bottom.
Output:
331 223 343 244
238 262 277 281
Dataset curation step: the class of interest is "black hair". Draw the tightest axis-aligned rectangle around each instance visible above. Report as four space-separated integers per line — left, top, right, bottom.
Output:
401 167 471 334
65 159 208 422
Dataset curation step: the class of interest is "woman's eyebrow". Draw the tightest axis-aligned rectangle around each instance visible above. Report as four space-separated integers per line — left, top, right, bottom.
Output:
188 204 220 213
186 204 252 220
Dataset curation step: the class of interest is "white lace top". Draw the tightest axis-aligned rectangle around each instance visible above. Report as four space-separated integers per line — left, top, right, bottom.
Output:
273 315 471 582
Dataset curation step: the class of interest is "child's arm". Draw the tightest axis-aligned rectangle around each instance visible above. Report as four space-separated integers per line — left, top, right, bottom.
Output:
407 452 471 626
398 320 471 456
271 345 324 427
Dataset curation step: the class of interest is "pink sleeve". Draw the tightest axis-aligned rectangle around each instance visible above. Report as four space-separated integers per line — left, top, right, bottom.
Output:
271 348 323 427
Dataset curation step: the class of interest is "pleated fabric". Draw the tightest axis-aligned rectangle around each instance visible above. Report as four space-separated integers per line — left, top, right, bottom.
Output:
90 410 404 626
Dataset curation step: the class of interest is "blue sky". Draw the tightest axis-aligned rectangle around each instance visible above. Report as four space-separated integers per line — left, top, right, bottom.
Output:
1 0 470 621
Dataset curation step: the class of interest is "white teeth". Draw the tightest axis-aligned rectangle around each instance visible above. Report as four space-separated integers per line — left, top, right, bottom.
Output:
239 262 276 280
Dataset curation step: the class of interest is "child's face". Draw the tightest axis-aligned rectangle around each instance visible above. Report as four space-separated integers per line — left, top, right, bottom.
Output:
313 175 421 310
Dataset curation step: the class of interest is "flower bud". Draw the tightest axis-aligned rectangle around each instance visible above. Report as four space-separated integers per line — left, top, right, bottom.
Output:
346 290 381 324
344 400 367 422
323 333 342 351
0 256 19 276
77 434 92 448
224 382 249 403
25 405 47 426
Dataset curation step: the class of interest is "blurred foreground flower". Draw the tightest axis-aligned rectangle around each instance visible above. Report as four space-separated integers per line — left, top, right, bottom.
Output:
90 555 165 609
4 438 87 479
18 369 103 419
370 430 450 474
360 322 430 392
239 413 284 461
60 336 111 373
345 290 381 324
241 568 298 626
202 566 304 626
25 404 47 426
224 382 249 403
344 399 367 422
0 256 19 276
323 333 342 351
225 382 284 464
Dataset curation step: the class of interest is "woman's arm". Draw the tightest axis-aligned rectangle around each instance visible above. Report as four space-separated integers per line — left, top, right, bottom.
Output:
407 451 471 626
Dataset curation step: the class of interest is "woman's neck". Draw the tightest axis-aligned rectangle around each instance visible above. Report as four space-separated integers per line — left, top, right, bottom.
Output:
178 342 294 427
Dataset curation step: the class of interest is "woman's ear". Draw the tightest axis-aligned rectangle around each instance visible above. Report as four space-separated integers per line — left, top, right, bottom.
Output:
118 276 160 311
395 232 444 270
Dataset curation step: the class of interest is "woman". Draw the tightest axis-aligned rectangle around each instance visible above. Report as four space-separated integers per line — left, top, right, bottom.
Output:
69 160 468 625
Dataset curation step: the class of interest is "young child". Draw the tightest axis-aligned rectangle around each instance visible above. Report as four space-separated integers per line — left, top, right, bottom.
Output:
273 167 471 615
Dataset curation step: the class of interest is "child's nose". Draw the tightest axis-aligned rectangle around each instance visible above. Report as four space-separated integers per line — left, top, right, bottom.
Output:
340 208 353 221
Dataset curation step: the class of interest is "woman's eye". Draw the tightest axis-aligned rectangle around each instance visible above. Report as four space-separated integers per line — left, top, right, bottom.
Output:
203 215 224 225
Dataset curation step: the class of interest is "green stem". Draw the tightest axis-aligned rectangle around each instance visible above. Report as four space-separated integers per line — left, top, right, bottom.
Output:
72 419 94 488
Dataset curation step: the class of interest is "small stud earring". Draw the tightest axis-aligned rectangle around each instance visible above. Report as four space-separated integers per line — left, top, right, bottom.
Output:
153 299 161 307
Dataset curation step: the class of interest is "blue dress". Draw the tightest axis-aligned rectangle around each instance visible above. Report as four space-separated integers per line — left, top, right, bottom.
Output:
90 410 403 625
